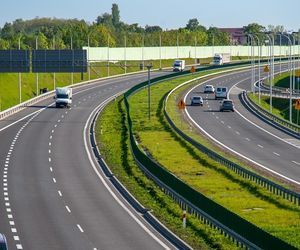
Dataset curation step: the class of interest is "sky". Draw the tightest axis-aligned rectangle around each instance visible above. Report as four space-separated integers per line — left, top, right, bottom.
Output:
1 0 299 31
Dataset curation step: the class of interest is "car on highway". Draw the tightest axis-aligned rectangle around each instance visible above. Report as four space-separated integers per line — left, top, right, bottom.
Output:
215 86 228 99
204 84 215 93
191 96 204 106
220 99 234 112
0 233 8 250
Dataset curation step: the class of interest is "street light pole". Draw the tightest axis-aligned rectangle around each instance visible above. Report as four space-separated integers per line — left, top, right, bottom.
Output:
147 64 153 120
18 36 22 103
248 34 255 93
36 36 39 96
124 35 127 74
266 34 274 113
88 34 91 81
253 34 261 104
53 36 56 89
71 36 74 85
282 34 293 123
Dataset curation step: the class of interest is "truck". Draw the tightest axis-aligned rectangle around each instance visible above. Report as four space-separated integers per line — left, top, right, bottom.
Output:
54 87 72 108
173 60 185 72
212 53 231 65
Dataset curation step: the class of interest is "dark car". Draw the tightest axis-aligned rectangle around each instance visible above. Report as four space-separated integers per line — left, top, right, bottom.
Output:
0 234 8 250
220 99 234 112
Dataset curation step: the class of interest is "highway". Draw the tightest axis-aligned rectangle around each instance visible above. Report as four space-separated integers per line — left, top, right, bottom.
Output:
0 71 176 250
185 64 300 185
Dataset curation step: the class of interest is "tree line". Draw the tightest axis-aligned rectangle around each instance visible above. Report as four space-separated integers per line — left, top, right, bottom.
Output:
0 4 294 50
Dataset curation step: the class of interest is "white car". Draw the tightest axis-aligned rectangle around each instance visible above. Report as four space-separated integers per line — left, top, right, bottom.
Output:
204 85 215 93
191 96 203 106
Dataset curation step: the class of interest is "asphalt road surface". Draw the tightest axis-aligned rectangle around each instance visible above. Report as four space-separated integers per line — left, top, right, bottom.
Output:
0 71 177 250
185 64 300 185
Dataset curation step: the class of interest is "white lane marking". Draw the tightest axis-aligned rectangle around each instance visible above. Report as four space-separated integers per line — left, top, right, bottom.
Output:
11 228 17 233
50 167 53 172
58 120 61 123
258 144 264 148
54 124 57 128
245 138 250 141
49 149 51 154
83 96 171 250
77 224 84 233
51 130 54 133
53 178 56 183
273 152 280 156
216 116 219 119
58 190 62 197
16 244 23 249
229 83 300 150
9 221 15 226
13 236 20 241
49 142 51 146
235 131 240 135
8 214 13 219
48 158 51 163
184 77 300 186
221 121 224 124
292 161 300 166
65 206 71 213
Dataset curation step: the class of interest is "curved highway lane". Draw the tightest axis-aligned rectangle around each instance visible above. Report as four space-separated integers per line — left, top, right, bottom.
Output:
185 64 300 185
0 71 176 250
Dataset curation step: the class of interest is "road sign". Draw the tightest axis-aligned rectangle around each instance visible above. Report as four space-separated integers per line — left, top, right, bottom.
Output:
32 50 87 73
295 99 300 110
0 50 30 72
264 65 269 73
190 66 196 73
178 99 186 109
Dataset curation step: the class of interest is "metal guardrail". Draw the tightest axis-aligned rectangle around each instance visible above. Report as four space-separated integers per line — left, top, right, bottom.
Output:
242 91 300 137
87 97 192 250
124 66 297 250
164 98 300 205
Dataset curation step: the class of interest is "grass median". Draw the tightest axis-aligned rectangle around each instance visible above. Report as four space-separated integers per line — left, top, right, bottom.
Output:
95 69 251 250
250 71 300 125
127 74 300 248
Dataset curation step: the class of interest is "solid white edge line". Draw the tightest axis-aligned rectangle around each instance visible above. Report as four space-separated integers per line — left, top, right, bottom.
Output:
183 74 300 186
83 95 171 250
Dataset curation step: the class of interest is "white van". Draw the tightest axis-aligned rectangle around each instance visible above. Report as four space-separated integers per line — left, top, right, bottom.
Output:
55 87 72 108
215 87 228 100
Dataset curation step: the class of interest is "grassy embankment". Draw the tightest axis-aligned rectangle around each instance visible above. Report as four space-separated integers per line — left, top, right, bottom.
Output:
249 71 300 125
96 70 300 249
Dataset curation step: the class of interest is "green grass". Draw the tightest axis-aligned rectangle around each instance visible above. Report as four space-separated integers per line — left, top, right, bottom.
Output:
250 70 300 125
96 96 239 250
128 75 300 248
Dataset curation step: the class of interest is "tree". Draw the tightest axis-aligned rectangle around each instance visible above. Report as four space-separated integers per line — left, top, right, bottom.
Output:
0 38 9 49
111 3 120 28
96 13 113 27
145 25 162 33
186 18 199 31
185 18 206 32
244 23 266 35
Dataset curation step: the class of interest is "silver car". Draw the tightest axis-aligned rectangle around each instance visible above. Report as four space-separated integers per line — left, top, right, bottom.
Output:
191 96 204 106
